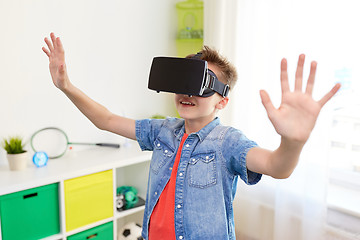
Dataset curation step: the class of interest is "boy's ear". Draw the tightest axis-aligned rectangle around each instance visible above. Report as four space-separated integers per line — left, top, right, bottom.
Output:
216 97 229 110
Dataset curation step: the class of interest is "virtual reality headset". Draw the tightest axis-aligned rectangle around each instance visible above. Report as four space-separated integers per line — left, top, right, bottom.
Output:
148 56 229 97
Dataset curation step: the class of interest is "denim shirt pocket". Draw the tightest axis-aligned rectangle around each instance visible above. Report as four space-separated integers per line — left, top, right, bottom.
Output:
188 152 217 188
151 139 175 174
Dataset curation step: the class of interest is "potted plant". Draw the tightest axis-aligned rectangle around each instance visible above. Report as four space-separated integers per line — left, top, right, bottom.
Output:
1 136 28 171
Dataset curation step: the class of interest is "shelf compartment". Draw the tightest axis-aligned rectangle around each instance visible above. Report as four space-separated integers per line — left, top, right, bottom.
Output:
115 205 146 219
64 170 113 232
115 161 150 201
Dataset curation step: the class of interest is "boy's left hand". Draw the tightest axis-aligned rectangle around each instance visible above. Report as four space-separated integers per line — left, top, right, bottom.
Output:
260 54 341 144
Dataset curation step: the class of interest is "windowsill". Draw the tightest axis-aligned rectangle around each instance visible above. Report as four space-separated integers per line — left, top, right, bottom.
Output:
327 169 360 218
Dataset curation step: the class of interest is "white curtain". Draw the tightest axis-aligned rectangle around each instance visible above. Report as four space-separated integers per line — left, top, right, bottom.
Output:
204 0 360 239
203 0 241 127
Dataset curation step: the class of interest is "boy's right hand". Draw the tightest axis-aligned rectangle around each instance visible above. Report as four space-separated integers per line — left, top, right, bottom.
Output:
42 32 70 91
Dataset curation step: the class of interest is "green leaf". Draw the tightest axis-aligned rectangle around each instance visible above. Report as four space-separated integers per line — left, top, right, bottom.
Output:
2 136 25 154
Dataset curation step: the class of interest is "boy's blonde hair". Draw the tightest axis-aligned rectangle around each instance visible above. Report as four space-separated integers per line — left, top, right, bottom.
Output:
187 46 238 91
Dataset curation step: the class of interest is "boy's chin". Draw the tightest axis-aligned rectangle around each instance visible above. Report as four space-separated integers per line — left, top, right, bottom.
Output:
177 111 195 120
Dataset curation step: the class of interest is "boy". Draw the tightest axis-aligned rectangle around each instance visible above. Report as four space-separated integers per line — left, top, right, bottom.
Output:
42 32 340 240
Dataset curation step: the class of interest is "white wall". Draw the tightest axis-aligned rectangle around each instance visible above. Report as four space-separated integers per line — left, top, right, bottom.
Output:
0 0 178 160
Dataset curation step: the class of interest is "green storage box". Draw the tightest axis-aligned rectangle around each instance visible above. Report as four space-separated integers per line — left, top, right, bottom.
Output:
67 222 113 240
0 183 60 240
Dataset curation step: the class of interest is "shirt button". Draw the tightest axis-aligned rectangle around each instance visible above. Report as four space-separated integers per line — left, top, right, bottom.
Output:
177 204 181 208
169 167 172 170
179 236 183 239
179 173 183 176
155 192 157 195
164 150 168 153
157 143 160 147
185 144 190 148
206 156 209 160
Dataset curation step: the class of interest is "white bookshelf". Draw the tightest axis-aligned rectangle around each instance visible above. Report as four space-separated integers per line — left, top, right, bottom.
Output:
0 143 151 240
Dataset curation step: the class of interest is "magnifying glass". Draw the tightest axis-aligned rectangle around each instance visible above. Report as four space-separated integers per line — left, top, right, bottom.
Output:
30 127 120 159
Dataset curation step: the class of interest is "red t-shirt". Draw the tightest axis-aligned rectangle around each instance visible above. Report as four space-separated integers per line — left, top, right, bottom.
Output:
148 133 188 240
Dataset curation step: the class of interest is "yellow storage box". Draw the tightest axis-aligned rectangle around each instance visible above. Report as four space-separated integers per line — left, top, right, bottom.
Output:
64 170 113 231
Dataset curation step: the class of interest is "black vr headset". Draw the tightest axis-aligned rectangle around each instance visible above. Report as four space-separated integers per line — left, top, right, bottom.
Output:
148 55 229 97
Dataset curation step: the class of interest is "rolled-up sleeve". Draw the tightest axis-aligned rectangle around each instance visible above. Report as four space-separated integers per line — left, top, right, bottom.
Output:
222 128 262 185
135 119 165 151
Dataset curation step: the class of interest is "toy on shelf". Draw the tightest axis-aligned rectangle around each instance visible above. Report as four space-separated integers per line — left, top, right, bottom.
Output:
118 222 143 240
30 127 120 159
116 186 140 211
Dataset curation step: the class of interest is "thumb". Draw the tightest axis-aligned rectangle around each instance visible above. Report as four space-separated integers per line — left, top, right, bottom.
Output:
58 64 66 74
260 90 275 117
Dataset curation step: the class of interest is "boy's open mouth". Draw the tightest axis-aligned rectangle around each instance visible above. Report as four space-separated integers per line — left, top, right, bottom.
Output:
180 101 195 106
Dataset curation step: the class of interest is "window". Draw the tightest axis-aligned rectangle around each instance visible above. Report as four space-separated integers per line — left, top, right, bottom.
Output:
326 66 360 234
232 0 360 237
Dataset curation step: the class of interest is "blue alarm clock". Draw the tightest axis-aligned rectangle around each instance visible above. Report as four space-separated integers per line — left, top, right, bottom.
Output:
33 152 49 167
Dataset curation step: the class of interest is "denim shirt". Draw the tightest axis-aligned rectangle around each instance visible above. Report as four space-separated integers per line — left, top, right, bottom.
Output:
135 117 262 240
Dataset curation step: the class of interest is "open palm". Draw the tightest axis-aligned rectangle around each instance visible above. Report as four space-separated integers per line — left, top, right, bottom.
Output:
260 54 341 143
42 32 69 90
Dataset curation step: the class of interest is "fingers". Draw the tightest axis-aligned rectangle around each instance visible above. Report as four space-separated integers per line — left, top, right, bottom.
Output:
55 36 65 54
42 47 50 57
44 36 54 53
280 58 290 94
260 90 276 117
43 32 65 58
305 61 317 95
318 83 341 107
295 54 305 91
284 54 317 95
50 32 57 48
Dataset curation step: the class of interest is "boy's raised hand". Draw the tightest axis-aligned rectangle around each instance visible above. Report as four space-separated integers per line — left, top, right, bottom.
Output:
260 54 341 144
42 32 69 91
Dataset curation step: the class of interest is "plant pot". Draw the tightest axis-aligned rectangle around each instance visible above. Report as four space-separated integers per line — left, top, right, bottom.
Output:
7 151 28 171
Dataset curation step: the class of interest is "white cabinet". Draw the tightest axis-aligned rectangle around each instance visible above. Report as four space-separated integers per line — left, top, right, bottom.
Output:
0 144 151 240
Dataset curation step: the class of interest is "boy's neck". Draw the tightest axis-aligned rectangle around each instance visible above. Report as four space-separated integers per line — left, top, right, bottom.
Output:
184 117 216 134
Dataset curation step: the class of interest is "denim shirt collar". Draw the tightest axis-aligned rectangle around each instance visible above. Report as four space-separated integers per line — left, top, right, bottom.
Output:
173 117 220 142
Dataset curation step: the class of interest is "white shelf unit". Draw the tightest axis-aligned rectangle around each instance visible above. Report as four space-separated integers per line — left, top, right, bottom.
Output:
0 143 151 240
115 160 150 234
